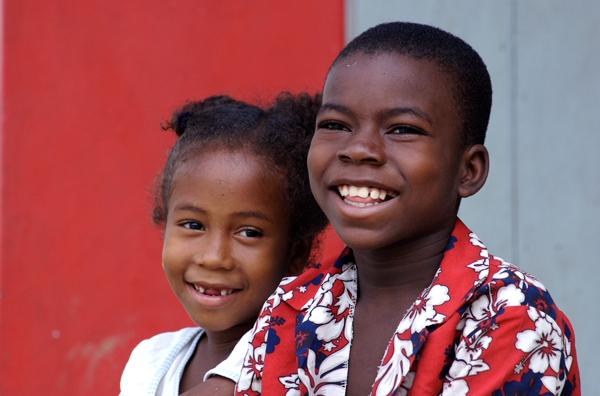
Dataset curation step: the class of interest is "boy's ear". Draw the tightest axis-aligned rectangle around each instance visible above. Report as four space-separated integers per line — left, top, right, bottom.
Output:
287 239 313 276
458 144 489 198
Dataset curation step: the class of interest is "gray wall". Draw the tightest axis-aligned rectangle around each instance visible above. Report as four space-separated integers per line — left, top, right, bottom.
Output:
346 0 599 393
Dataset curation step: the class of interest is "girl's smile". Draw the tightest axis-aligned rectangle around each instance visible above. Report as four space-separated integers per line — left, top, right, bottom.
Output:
162 150 299 335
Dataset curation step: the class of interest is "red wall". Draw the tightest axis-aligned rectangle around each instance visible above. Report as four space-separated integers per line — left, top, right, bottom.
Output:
0 1 344 394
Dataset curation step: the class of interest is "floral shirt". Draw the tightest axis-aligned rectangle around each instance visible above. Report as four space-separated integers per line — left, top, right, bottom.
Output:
235 219 579 396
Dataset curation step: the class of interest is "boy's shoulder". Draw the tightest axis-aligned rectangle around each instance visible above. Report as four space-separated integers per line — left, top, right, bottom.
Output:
277 248 353 311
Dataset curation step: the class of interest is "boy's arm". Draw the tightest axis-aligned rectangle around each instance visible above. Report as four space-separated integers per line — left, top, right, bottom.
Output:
440 305 579 395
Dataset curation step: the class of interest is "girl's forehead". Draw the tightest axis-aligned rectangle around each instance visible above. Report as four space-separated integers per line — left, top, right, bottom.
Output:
170 151 285 205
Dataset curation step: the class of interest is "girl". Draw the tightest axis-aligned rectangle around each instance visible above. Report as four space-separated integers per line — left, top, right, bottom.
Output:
119 93 328 395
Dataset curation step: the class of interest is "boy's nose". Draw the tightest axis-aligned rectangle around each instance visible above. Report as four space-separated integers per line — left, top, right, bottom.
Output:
193 233 234 270
336 128 386 165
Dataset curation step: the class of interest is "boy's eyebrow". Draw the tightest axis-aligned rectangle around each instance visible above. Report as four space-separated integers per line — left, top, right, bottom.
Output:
173 204 274 223
318 103 353 116
382 107 433 125
319 103 432 125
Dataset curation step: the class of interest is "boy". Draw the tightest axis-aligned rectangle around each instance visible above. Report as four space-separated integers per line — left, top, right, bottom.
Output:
235 22 579 395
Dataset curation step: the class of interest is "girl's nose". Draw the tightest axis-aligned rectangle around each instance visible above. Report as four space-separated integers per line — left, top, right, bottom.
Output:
336 127 386 165
193 233 234 270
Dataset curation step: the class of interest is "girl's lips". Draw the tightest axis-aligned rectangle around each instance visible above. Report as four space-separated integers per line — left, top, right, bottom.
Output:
192 283 235 296
186 283 241 309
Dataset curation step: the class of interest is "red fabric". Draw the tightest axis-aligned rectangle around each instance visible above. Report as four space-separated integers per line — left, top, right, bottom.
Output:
236 219 579 396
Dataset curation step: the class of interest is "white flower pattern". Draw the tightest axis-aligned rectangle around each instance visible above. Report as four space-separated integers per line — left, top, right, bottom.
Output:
235 220 578 396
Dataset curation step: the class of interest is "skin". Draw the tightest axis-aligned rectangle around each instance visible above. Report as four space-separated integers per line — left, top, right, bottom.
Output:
307 52 488 396
163 149 309 394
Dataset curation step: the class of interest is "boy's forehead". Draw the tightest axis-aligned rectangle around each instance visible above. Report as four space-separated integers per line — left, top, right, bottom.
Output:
322 52 457 120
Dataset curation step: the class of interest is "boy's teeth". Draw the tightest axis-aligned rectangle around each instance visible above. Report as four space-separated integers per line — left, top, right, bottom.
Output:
357 187 369 198
337 184 397 202
196 286 205 293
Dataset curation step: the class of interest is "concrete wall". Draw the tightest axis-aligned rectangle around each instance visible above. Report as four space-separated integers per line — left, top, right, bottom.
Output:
346 0 599 393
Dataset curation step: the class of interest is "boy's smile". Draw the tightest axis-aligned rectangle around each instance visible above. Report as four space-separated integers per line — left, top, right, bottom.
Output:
308 52 468 254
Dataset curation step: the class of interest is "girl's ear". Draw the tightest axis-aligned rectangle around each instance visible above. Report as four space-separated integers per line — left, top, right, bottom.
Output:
458 144 489 198
287 239 313 276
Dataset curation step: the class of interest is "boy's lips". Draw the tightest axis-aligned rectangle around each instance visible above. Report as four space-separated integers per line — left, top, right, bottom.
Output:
336 184 398 207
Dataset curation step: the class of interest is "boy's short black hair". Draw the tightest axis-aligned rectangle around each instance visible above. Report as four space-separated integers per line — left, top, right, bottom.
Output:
333 22 492 146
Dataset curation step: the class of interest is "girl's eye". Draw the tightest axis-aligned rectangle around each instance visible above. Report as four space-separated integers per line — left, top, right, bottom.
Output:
238 229 263 238
181 221 204 231
319 121 349 131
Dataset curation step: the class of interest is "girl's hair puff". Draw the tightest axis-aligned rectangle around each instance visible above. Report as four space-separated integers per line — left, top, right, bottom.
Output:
153 93 328 254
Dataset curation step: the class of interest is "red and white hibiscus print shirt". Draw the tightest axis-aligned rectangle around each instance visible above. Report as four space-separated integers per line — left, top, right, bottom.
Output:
235 219 579 396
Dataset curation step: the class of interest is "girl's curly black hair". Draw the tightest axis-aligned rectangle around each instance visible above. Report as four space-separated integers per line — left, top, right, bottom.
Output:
153 92 329 261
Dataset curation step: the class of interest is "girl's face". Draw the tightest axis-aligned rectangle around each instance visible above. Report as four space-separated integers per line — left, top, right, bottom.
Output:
162 150 298 334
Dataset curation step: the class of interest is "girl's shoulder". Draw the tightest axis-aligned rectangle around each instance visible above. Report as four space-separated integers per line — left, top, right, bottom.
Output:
131 327 203 357
120 327 203 394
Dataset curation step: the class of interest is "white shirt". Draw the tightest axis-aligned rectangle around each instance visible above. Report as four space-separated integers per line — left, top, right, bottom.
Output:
120 327 250 396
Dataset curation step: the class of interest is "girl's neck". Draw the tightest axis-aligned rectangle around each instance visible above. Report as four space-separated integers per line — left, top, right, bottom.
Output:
352 224 453 302
202 321 254 355
180 321 253 393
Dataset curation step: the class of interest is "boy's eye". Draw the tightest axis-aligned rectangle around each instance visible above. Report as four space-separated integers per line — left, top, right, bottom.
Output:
389 125 424 135
319 121 349 131
181 221 204 231
237 228 263 238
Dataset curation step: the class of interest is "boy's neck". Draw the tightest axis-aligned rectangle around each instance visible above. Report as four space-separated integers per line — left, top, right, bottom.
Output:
352 223 454 301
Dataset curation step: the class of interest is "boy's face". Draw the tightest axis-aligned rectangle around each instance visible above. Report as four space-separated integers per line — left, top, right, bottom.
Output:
308 52 466 253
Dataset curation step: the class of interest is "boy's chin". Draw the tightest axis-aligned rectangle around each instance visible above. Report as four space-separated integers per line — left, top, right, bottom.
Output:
332 225 397 253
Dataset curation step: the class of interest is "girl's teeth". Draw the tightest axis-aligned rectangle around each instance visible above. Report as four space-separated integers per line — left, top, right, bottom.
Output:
348 186 359 197
370 190 379 199
341 185 349 196
194 285 233 296
379 191 387 200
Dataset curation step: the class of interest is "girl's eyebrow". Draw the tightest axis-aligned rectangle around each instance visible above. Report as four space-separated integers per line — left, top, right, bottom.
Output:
173 204 274 223
232 211 274 223
174 204 206 214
